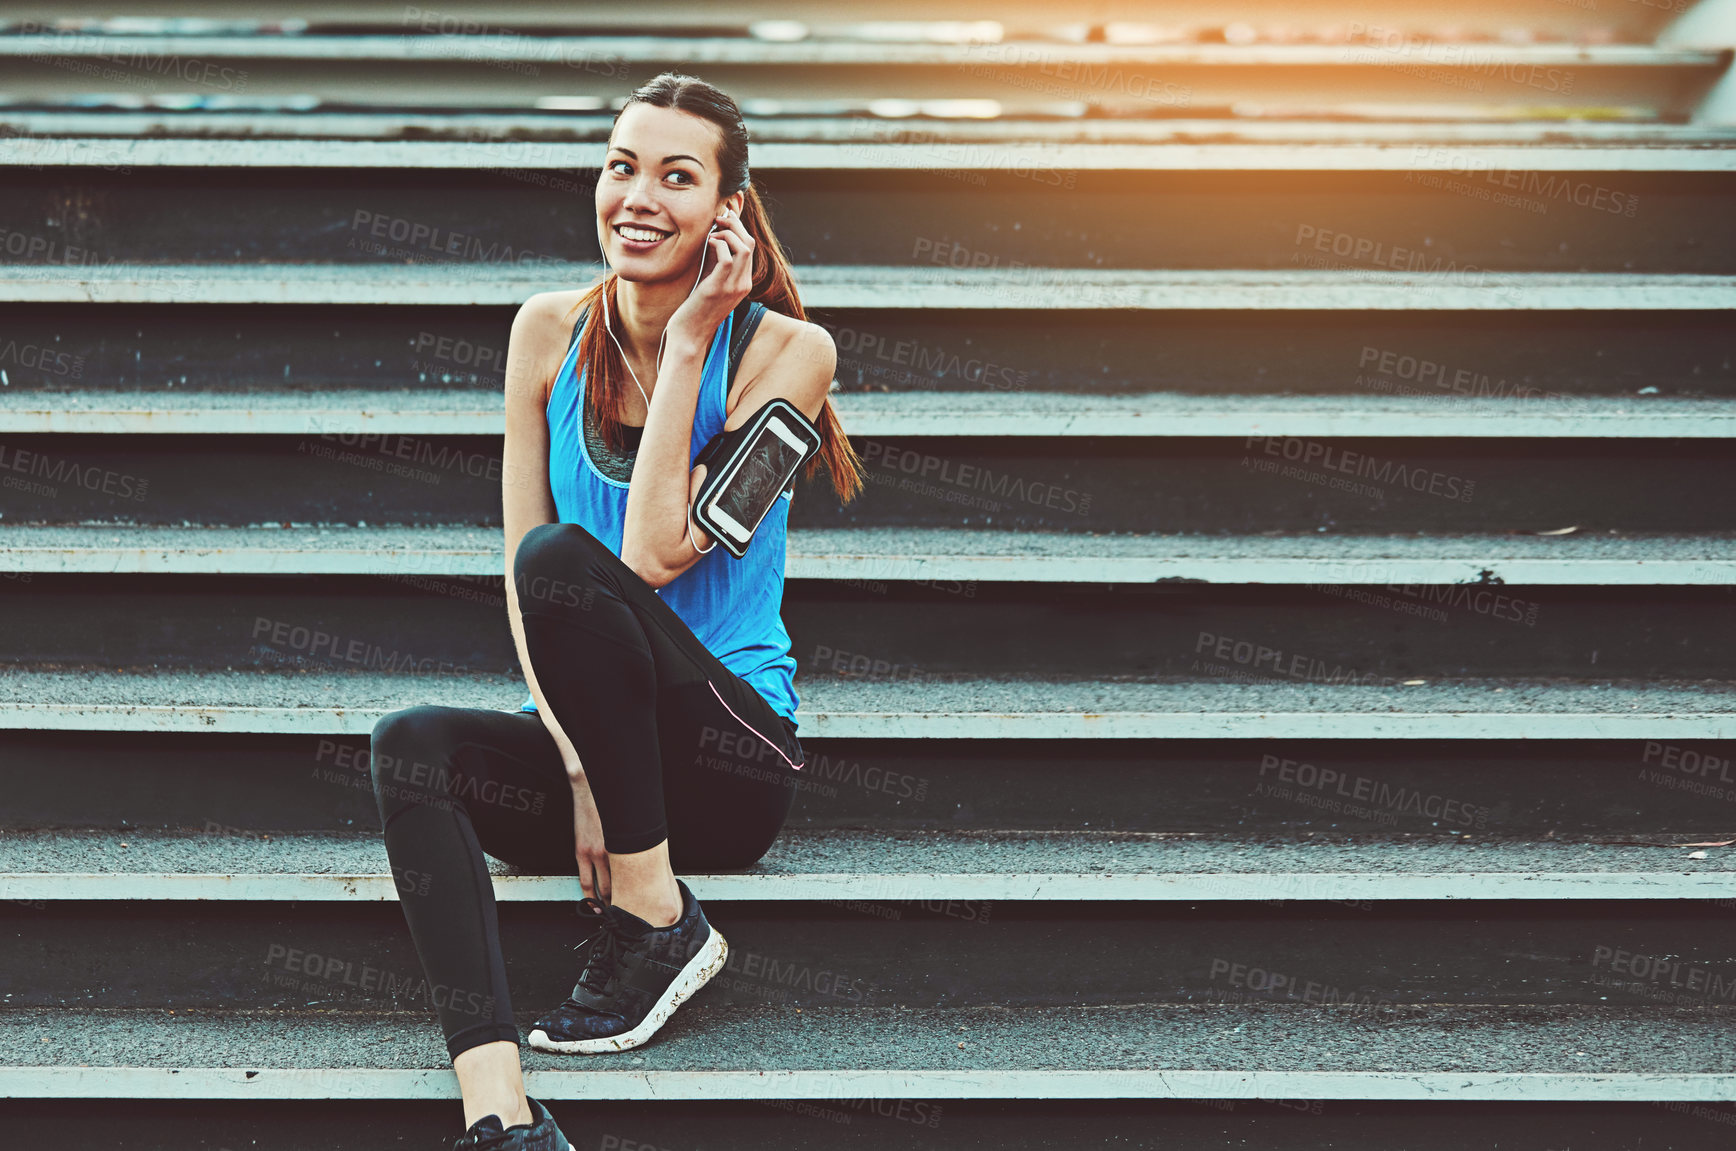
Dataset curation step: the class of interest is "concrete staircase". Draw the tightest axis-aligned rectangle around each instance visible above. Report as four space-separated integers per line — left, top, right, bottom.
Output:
2 3 1736 1146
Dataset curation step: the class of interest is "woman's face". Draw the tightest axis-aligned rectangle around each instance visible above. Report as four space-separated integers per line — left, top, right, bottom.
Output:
597 102 735 283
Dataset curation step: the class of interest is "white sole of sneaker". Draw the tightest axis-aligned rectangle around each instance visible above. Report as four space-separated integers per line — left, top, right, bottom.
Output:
526 927 729 1055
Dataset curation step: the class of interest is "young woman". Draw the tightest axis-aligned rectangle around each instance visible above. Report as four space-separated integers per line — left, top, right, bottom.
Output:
369 72 863 1149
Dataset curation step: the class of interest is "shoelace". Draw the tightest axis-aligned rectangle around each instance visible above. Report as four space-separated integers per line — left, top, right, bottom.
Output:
568 898 645 999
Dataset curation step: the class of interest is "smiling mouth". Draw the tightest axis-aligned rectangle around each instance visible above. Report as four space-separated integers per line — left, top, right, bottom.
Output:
613 223 673 243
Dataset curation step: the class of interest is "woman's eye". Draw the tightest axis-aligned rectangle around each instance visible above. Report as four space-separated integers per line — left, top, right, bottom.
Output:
608 160 632 175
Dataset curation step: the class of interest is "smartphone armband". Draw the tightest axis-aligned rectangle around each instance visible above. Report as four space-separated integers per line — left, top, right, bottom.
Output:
689 397 822 559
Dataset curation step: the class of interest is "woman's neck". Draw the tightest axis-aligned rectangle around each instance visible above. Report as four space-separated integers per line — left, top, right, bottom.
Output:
610 272 695 361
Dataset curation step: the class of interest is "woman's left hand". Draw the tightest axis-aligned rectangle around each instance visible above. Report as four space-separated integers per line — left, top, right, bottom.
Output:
665 205 754 353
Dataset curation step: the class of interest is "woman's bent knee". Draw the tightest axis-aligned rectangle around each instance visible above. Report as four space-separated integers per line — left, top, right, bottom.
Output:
369 705 462 821
514 522 609 614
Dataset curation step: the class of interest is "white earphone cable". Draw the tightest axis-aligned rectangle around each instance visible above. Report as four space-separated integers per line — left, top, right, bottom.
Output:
597 207 729 555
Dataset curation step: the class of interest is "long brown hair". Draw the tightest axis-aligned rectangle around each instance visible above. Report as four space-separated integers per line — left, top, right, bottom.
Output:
552 72 864 504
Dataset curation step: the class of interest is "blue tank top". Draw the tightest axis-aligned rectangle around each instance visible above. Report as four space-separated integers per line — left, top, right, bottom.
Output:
519 305 800 728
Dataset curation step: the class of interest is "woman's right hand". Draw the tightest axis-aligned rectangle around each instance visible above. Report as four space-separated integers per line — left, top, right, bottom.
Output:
569 769 612 903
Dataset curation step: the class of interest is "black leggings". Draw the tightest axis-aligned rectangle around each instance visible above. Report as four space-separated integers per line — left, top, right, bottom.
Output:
369 521 806 1060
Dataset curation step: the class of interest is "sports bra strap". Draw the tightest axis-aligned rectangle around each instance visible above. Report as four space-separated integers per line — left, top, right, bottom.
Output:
727 299 766 383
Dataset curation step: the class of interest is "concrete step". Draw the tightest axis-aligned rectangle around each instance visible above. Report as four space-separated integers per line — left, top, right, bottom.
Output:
8 729 1735 840
9 111 1734 145
6 263 1735 308
6 432 1729 531
6 389 1733 436
8 879 1736 1013
8 133 1732 277
0 1099 1708 1151
2 35 1722 119
13 136 1736 172
5 574 1730 679
3 828 1732 902
1 1003 1732 1100
1 667 1731 737
6 524 1735 583
9 1 1687 46
12 36 1701 70
5 304 1726 402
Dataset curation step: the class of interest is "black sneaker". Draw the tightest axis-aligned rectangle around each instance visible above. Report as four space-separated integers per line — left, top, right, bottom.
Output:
527 879 727 1054
452 1095 571 1150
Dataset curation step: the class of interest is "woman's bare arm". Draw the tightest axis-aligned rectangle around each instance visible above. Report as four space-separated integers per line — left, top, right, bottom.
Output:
501 293 576 764
617 338 712 589
502 292 611 899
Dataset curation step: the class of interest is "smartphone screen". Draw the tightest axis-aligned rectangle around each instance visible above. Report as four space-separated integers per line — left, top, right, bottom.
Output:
709 417 806 543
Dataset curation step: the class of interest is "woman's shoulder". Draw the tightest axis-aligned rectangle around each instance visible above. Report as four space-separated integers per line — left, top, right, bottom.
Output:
521 288 593 344
512 290 594 406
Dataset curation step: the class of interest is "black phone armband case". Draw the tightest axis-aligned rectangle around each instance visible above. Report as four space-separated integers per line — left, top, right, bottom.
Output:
690 397 822 558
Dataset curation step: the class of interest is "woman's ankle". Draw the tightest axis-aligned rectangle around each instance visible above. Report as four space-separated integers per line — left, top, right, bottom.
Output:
614 880 682 927
464 1093 533 1132
606 841 683 926
452 1041 534 1130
